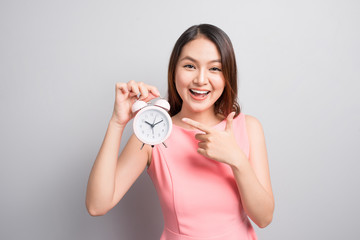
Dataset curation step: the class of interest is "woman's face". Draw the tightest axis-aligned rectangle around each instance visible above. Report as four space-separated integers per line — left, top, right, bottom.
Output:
175 37 225 116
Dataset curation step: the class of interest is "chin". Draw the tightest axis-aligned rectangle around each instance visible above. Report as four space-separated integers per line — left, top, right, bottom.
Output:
183 102 215 114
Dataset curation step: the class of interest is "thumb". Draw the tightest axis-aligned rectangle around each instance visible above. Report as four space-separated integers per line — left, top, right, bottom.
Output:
225 112 236 132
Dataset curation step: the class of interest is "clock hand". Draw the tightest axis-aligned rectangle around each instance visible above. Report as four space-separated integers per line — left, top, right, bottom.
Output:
151 116 157 135
153 119 163 126
145 121 154 127
142 120 155 136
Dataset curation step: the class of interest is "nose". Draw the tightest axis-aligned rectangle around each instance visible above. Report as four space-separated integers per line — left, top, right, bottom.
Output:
193 68 208 85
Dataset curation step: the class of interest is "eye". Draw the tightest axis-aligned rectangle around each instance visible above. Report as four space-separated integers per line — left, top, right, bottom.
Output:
210 67 222 72
184 64 195 69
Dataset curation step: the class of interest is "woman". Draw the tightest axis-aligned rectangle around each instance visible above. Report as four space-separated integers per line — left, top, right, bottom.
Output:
86 24 274 240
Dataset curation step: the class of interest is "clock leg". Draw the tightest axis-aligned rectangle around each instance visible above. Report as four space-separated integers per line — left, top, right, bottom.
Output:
140 143 145 150
162 142 167 148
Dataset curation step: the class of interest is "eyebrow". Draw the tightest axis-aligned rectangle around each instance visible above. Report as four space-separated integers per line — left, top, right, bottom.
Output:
179 56 221 64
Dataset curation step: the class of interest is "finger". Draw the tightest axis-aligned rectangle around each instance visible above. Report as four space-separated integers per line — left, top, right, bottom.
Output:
198 142 207 149
127 81 140 96
148 86 160 97
116 82 129 94
142 85 161 102
225 112 236 132
141 93 158 103
182 118 212 133
195 133 207 141
197 148 207 157
137 82 149 100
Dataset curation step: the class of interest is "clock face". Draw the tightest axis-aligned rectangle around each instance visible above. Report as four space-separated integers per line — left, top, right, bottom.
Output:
133 106 172 145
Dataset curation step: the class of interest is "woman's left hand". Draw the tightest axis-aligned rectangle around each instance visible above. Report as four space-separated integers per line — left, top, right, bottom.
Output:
182 112 247 167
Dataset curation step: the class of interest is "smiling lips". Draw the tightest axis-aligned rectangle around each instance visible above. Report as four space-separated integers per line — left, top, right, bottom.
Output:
189 89 210 100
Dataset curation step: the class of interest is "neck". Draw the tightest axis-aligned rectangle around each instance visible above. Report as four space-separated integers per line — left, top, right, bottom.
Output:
175 107 223 128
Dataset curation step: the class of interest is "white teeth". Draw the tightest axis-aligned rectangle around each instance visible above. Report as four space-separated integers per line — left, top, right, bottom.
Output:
190 89 210 94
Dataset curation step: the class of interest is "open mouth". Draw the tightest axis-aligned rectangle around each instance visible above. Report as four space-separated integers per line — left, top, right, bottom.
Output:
189 89 210 97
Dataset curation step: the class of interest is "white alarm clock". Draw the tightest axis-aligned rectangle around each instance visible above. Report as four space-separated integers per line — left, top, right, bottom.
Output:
132 99 172 149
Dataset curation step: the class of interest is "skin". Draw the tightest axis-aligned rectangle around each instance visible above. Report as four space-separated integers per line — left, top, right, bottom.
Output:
173 36 225 127
86 37 274 228
85 81 159 216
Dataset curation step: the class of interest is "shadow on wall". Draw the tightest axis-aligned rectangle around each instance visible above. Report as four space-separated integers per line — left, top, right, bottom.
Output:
107 172 164 239
52 145 163 240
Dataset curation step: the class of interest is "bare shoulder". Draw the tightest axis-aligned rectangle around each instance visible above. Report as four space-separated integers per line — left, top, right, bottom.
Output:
244 114 264 134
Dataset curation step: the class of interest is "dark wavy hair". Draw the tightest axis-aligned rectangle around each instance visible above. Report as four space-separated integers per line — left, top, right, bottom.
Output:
167 24 240 117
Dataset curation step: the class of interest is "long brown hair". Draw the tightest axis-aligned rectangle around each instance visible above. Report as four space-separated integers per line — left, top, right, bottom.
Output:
167 24 240 117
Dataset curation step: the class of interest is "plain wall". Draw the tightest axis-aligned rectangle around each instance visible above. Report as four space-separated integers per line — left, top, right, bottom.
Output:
1 0 359 239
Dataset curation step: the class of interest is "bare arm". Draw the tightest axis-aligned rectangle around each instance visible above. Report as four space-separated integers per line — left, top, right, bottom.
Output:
230 115 274 228
85 81 159 216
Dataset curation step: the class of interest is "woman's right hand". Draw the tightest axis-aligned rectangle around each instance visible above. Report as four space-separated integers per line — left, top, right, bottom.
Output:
111 81 160 127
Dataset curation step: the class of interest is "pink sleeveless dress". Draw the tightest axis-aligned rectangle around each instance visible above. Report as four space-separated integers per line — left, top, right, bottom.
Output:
147 113 257 240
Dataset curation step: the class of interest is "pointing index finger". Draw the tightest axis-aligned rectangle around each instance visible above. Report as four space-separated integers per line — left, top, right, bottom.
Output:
182 118 212 133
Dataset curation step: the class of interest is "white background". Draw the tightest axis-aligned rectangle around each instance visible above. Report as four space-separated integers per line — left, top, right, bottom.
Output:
1 0 359 239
